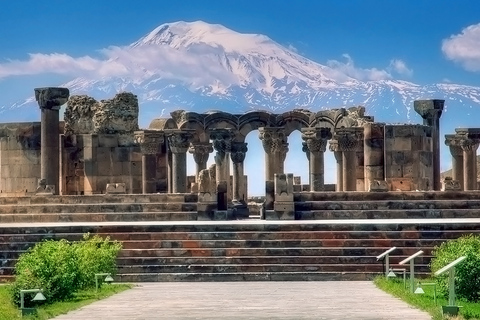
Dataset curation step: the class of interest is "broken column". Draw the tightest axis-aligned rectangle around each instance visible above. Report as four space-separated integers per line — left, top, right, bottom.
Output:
301 127 332 191
34 87 70 195
259 127 289 180
266 173 295 220
414 99 444 190
364 123 385 191
456 128 480 191
134 130 164 194
329 139 343 192
189 142 213 178
334 127 364 191
230 141 249 219
445 134 464 190
165 129 194 193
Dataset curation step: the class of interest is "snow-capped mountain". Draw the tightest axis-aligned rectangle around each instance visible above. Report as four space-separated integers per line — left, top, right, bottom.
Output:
2 20 480 133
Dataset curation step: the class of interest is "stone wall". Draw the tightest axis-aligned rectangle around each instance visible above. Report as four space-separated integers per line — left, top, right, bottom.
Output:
384 124 433 191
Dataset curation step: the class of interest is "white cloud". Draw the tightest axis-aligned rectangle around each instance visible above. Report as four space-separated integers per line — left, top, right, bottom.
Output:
287 44 298 53
442 23 480 71
327 54 392 81
0 44 239 88
388 59 413 77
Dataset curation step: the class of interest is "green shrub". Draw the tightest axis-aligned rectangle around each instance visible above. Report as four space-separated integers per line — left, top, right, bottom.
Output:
430 234 480 302
74 233 122 288
10 234 122 306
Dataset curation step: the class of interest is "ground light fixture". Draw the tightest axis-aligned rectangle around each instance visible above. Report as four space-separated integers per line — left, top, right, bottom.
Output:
398 250 424 293
95 273 114 293
414 282 437 305
434 255 467 316
376 247 397 277
387 267 407 289
20 289 46 316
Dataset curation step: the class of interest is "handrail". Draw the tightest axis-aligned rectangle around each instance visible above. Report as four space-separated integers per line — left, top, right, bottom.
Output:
376 247 397 261
399 250 424 265
434 256 466 276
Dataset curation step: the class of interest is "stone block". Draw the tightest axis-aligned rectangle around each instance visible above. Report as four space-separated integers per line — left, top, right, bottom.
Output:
293 176 301 185
130 161 142 175
106 183 126 194
389 178 411 191
392 138 411 151
213 210 234 220
97 161 113 176
369 180 388 192
402 165 418 178
130 150 142 162
98 134 118 148
293 184 302 192
356 179 365 191
387 165 403 178
79 134 98 148
274 173 294 202
113 147 131 162
442 177 461 191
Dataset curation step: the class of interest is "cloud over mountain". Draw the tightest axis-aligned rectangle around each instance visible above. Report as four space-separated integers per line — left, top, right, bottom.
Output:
442 22 480 72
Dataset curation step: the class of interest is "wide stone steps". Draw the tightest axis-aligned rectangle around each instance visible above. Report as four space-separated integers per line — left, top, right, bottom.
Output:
295 209 480 220
296 200 480 210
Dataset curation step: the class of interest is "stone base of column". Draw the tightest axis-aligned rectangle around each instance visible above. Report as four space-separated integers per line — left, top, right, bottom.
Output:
266 202 294 220
197 192 217 220
264 180 275 211
231 200 249 219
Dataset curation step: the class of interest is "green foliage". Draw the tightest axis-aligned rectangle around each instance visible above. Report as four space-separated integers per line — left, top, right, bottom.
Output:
10 234 122 307
430 234 480 302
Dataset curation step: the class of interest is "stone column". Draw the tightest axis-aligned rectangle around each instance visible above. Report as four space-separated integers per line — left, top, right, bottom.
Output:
166 130 194 193
301 127 332 191
189 142 213 178
456 128 480 191
210 129 234 186
259 127 288 181
414 100 444 191
230 142 248 202
34 87 70 195
364 123 385 191
334 128 364 191
445 134 464 190
329 140 343 192
134 130 164 194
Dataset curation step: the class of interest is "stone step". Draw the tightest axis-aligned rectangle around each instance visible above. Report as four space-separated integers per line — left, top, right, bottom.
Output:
115 264 429 274
0 203 197 214
295 209 480 220
296 200 480 211
0 194 197 205
116 247 433 258
115 272 386 282
295 191 480 202
0 212 198 223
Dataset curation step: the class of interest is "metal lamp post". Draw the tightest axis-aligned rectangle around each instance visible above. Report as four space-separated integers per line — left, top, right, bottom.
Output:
434 256 467 316
95 273 114 292
20 289 46 316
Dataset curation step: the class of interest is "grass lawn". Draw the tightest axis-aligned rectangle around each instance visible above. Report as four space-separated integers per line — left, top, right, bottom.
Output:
374 276 480 320
0 283 132 320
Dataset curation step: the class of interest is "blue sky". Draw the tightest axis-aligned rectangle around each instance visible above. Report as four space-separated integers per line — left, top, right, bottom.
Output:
1 0 480 106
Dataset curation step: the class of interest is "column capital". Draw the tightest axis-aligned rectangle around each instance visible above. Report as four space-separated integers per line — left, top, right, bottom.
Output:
302 142 310 161
455 128 480 152
134 130 164 155
210 128 235 154
301 127 332 153
445 134 464 156
165 129 195 154
230 142 248 164
414 99 444 122
189 142 213 164
258 127 287 154
333 127 364 152
34 87 70 110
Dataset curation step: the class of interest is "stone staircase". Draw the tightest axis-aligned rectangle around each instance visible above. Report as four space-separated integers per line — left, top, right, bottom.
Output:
1 191 480 282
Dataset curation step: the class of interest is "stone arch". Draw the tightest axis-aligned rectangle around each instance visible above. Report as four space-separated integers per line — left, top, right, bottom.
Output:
148 118 177 130
204 111 239 132
238 111 276 141
277 109 312 135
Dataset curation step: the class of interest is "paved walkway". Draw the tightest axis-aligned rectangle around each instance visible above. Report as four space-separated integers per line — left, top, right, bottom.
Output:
52 282 432 320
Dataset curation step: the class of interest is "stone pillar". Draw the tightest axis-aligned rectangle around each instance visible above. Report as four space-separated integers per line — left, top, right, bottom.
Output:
134 130 164 194
364 123 385 191
445 134 464 190
34 87 70 195
329 140 343 192
259 127 289 181
210 129 234 207
334 128 364 191
414 100 444 191
189 142 213 178
166 130 194 193
301 127 332 191
230 142 248 202
456 128 480 191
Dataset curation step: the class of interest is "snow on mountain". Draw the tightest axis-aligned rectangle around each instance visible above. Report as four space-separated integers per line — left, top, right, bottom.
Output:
2 20 480 132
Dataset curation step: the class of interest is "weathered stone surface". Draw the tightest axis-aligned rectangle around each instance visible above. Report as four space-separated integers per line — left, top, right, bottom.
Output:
369 180 389 192
105 183 126 194
93 93 139 134
34 87 69 110
442 177 461 191
64 95 97 135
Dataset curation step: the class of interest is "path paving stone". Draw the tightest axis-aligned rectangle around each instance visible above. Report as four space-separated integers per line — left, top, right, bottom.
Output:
52 281 432 320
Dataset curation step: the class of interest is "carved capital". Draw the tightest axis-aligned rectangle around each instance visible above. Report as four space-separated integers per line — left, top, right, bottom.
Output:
301 127 332 153
455 128 480 152
189 142 213 164
334 127 364 152
230 142 248 164
165 129 194 154
414 99 444 122
210 129 234 155
258 127 288 154
134 130 164 155
34 87 70 110
444 134 463 156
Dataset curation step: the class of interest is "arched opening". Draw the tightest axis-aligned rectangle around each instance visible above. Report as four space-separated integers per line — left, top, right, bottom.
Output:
284 130 309 189
244 129 266 197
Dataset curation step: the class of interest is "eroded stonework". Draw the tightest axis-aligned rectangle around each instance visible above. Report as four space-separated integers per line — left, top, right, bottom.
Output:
94 93 139 134
64 95 97 135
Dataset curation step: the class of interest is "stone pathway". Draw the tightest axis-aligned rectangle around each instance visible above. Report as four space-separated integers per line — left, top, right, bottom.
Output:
52 282 432 320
